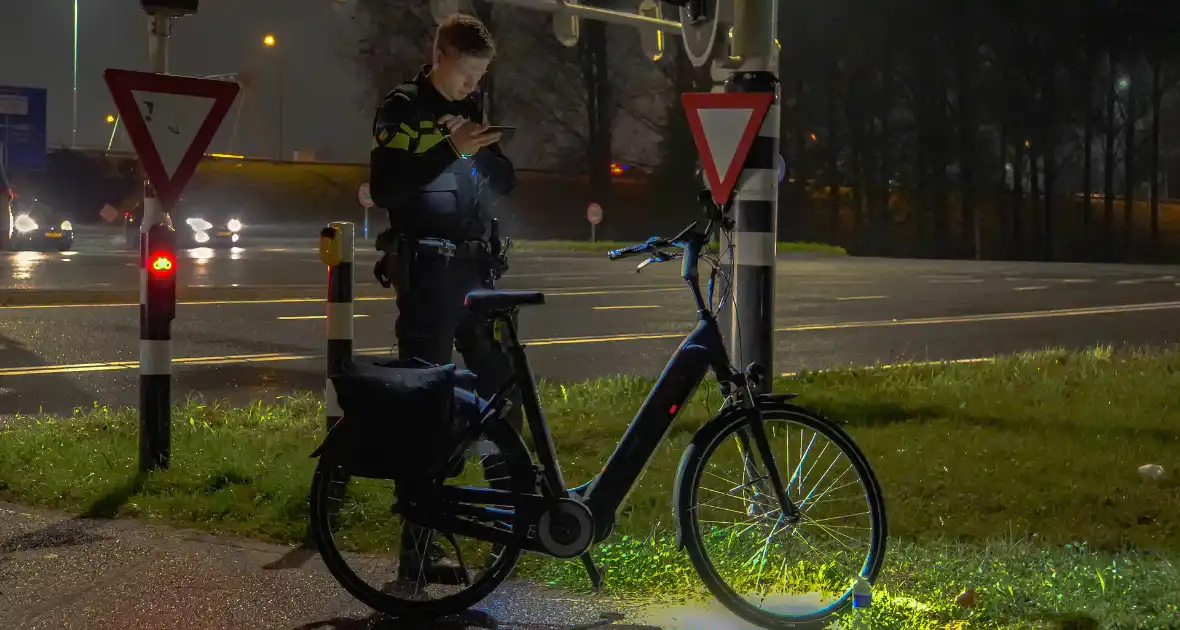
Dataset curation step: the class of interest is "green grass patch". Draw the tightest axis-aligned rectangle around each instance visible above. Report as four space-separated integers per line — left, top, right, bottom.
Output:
1 346 1178 627
512 239 847 255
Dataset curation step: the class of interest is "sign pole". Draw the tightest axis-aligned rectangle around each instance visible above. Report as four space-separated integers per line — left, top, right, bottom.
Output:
357 182 374 240
139 12 175 472
120 4 231 473
726 0 780 393
586 202 603 242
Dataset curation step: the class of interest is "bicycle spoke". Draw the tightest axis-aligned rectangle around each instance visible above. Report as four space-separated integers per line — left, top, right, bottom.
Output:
684 408 886 625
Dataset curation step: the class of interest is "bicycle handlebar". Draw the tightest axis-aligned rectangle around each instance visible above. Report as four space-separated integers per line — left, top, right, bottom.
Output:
605 192 732 315
607 237 676 261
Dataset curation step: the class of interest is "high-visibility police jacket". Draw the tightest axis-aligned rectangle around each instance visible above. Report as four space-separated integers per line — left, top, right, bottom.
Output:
369 65 515 242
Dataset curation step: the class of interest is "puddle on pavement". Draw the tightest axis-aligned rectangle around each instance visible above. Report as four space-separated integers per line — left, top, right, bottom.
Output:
632 593 838 629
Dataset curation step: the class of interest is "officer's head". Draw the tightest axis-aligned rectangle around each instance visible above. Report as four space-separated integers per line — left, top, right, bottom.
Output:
431 13 495 101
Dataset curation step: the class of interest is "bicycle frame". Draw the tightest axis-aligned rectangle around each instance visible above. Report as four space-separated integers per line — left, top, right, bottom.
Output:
409 217 800 556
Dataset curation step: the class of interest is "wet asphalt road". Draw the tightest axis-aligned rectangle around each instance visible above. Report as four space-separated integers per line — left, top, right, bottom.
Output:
2 235 1180 415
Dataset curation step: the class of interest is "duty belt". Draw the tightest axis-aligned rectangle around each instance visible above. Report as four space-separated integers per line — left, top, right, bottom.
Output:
409 237 490 259
373 234 491 288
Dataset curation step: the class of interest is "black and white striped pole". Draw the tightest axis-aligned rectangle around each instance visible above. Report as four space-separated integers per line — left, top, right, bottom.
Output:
695 0 781 393
140 221 177 471
320 221 354 430
725 69 780 392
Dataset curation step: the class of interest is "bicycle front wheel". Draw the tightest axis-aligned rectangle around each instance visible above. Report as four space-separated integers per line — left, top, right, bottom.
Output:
676 401 888 629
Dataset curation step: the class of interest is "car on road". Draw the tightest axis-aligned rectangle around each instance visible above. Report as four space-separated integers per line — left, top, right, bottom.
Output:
178 214 244 248
2 196 74 252
122 207 245 249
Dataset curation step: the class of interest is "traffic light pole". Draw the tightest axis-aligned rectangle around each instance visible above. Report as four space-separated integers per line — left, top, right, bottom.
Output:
139 12 176 472
724 0 780 393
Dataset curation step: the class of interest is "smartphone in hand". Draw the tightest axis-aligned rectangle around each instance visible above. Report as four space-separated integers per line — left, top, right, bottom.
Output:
482 125 516 143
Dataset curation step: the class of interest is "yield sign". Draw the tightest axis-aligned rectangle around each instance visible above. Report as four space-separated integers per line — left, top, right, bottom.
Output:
681 92 774 206
103 69 240 211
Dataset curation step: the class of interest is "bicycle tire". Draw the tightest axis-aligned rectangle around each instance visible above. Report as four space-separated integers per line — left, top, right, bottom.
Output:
309 418 535 618
675 400 888 629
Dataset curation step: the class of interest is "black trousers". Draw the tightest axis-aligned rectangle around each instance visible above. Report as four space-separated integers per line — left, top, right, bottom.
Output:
392 250 517 406
392 249 523 558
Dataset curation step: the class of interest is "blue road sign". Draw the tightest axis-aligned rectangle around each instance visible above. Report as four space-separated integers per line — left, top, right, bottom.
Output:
0 86 48 174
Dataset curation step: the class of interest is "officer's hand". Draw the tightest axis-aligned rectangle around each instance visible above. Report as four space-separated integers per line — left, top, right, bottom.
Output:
438 114 467 134
450 121 502 156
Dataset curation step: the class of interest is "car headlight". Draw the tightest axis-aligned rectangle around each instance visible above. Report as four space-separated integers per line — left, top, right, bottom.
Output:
186 217 213 232
13 215 37 233
60 220 73 231
194 230 211 244
226 219 242 232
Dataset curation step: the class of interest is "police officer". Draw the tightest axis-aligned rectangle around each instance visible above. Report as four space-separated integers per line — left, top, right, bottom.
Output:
369 13 519 586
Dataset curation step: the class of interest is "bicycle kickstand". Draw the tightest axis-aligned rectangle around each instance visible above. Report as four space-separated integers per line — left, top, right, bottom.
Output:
580 552 604 592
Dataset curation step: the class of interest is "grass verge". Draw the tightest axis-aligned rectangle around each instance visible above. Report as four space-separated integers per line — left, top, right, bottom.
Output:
1 346 1177 627
513 239 848 256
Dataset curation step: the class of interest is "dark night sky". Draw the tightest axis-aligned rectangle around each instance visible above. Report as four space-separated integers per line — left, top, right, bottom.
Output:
0 0 373 162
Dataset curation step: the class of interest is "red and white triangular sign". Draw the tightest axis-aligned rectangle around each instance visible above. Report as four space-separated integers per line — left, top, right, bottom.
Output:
681 92 773 206
103 69 240 211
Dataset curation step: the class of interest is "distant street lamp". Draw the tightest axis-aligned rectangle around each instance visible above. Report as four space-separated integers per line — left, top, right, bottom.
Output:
263 33 284 160
73 0 78 147
107 113 121 152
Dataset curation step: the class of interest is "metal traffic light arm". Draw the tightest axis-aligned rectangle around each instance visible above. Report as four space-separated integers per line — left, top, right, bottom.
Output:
433 0 739 68
488 0 683 33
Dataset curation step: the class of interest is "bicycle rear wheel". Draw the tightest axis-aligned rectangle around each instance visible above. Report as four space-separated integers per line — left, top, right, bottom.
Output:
676 401 888 629
309 418 534 618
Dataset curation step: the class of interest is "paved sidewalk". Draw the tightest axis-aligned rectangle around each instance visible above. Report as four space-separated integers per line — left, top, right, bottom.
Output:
0 503 657 630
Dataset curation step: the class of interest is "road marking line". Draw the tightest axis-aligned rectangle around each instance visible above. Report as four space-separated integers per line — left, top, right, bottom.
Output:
1063 279 1095 284
0 285 681 310
1013 286 1047 291
927 278 985 284
1117 279 1147 285
4 299 1180 377
277 314 370 321
776 300 1180 333
780 356 994 377
836 295 887 301
592 305 661 310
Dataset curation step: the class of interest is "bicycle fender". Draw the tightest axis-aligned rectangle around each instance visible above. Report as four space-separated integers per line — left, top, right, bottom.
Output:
309 419 349 459
756 393 798 405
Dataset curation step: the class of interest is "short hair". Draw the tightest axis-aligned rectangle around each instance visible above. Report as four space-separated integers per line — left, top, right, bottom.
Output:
434 13 495 60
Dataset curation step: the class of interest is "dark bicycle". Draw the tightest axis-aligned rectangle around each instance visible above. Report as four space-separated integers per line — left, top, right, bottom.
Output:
308 192 888 629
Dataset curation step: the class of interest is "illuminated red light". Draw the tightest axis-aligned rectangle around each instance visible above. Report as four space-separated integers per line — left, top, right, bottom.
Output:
669 404 679 415
150 255 174 273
